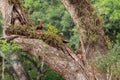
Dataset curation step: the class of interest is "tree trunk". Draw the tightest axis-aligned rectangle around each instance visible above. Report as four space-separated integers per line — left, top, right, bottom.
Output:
0 51 31 80
60 0 108 58
60 0 108 79
0 0 107 80
10 51 31 80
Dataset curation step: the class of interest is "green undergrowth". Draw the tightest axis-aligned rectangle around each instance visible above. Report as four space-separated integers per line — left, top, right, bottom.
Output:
96 43 120 77
0 40 20 57
7 24 65 48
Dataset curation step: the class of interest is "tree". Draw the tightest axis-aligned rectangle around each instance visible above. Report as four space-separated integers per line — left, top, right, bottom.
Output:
0 0 109 80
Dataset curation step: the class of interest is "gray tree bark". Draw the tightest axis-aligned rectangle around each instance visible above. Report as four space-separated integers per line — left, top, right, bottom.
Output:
10 51 31 80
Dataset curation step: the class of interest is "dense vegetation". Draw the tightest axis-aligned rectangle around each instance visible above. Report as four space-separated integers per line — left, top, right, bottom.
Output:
0 0 120 79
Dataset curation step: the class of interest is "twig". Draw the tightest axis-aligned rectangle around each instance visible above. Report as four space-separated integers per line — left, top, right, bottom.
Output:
2 57 5 80
0 35 26 42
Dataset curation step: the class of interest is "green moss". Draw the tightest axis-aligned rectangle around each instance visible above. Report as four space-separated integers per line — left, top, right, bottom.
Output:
8 0 34 27
0 40 20 55
8 0 23 5
39 40 43 42
38 50 44 54
8 0 25 12
7 24 65 48
89 30 98 42
105 36 112 49
77 0 105 47
44 45 49 49
40 32 63 47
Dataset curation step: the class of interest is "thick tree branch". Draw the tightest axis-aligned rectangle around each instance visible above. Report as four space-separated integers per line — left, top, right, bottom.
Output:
13 37 88 80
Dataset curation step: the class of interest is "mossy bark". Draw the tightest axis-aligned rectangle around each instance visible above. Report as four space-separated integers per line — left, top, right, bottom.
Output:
61 0 108 57
61 0 108 79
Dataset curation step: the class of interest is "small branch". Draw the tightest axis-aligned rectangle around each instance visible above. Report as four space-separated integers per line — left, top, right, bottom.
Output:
4 67 17 80
80 35 87 65
2 57 5 80
0 35 26 42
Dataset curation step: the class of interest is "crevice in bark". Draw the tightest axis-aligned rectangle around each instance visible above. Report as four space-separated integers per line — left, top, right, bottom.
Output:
8 0 34 27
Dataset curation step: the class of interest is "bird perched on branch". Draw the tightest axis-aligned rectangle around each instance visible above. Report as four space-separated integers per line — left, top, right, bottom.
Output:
59 32 69 43
36 19 43 30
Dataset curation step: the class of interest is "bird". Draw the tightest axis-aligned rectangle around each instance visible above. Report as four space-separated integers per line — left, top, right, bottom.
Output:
59 32 69 43
36 19 43 30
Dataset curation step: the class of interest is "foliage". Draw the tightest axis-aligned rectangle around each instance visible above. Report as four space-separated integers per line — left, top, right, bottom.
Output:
0 40 20 55
24 0 75 42
47 24 59 33
19 53 64 80
42 69 64 80
69 28 80 50
0 13 4 36
1 73 13 80
92 0 120 42
116 33 120 43
96 43 120 77
92 1 120 78
0 40 20 80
